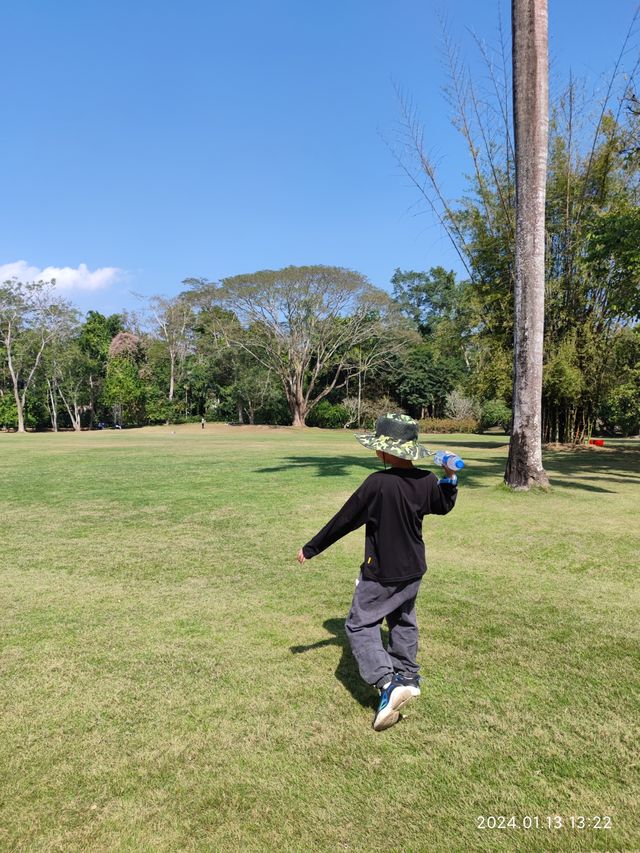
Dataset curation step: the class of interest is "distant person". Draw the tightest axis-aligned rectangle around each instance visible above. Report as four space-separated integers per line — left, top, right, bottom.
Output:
201 417 206 430
297 413 459 731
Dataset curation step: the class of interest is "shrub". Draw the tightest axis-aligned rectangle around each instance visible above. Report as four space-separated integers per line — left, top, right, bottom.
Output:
599 381 640 436
0 396 37 430
479 399 512 433
445 389 480 420
168 414 205 425
0 394 18 430
306 400 350 429
419 417 479 434
144 394 174 424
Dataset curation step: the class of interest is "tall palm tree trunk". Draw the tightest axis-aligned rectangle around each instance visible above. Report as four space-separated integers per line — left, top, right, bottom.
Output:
505 0 550 490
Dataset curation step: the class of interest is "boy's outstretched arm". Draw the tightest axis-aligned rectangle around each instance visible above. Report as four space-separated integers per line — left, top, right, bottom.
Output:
296 483 368 563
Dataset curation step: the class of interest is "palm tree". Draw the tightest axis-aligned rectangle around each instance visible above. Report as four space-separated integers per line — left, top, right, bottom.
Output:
505 0 550 489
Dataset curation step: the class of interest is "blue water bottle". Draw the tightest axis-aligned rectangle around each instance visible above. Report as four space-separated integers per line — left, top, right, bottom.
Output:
433 450 465 470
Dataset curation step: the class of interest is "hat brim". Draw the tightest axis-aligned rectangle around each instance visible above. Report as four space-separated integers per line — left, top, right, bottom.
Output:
354 432 430 461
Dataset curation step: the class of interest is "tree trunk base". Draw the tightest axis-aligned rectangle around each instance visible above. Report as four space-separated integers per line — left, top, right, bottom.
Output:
505 430 550 491
507 476 550 492
291 405 306 428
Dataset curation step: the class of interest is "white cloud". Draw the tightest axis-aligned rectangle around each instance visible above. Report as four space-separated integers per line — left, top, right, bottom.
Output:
0 260 124 291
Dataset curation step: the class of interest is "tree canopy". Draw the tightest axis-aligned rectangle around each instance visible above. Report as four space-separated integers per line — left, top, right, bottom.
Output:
188 265 415 427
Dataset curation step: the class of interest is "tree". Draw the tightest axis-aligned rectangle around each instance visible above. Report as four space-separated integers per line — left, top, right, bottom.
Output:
38 311 95 432
103 332 147 425
598 325 640 436
55 340 93 431
394 344 462 419
188 266 413 427
145 294 193 401
504 0 550 489
393 7 640 452
391 267 459 336
229 355 285 424
78 311 124 427
390 266 472 402
0 279 72 432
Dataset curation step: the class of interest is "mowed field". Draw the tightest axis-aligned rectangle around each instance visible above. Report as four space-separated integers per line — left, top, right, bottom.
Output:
0 425 638 853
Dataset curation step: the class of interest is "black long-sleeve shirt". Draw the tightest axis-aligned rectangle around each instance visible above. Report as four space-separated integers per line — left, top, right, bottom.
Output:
302 467 457 583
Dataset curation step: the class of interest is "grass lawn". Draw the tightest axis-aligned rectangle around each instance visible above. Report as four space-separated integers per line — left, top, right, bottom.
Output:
0 425 638 852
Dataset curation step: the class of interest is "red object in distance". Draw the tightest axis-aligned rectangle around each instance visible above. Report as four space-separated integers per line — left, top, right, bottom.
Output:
588 439 605 447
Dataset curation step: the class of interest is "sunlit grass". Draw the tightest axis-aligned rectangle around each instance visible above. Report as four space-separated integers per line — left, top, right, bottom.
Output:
1 425 638 852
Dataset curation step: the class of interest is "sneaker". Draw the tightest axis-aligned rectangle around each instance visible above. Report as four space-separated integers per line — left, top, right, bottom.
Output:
395 672 421 697
372 674 414 731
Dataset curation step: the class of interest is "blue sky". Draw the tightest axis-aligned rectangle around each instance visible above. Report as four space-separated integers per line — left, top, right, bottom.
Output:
1 0 638 314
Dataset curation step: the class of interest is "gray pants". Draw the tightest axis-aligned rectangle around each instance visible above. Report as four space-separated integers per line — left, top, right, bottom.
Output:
345 572 422 689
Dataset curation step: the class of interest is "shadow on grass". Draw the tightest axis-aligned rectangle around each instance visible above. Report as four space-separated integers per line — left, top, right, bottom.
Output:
544 446 640 492
257 453 504 489
257 442 639 493
420 437 509 450
256 455 381 478
290 618 379 710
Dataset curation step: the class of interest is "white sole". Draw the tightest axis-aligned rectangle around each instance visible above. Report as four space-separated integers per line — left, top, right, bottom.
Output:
372 686 413 731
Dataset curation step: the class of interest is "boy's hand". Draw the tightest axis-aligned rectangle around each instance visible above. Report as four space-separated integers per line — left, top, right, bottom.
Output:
297 548 307 564
442 465 457 478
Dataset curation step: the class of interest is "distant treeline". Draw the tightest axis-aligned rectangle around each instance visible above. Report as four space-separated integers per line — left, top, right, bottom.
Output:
1 256 638 440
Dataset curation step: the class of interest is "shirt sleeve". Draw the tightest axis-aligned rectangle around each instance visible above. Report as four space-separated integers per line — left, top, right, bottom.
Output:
427 473 458 516
302 483 369 559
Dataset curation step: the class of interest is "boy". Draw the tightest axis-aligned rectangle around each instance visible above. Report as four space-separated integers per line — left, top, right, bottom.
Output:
297 413 458 731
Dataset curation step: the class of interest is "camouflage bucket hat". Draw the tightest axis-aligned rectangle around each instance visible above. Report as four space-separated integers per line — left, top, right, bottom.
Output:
354 413 430 461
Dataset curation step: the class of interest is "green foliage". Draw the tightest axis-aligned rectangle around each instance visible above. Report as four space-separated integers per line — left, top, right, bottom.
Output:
306 400 350 429
585 206 640 320
0 393 37 429
394 344 463 419
143 389 174 424
600 381 640 436
0 279 75 430
79 311 124 363
419 416 479 434
465 343 512 405
0 393 18 429
399 61 640 444
190 265 412 426
76 311 125 424
232 361 286 424
103 358 146 424
597 328 640 435
543 335 584 405
211 386 240 422
391 266 459 335
257 393 293 426
479 400 512 433
390 268 471 413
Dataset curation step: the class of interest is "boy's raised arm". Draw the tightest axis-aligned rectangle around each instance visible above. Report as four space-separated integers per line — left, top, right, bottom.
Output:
298 483 369 562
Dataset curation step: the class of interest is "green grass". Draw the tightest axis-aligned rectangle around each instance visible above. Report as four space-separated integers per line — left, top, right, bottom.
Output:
1 425 638 852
